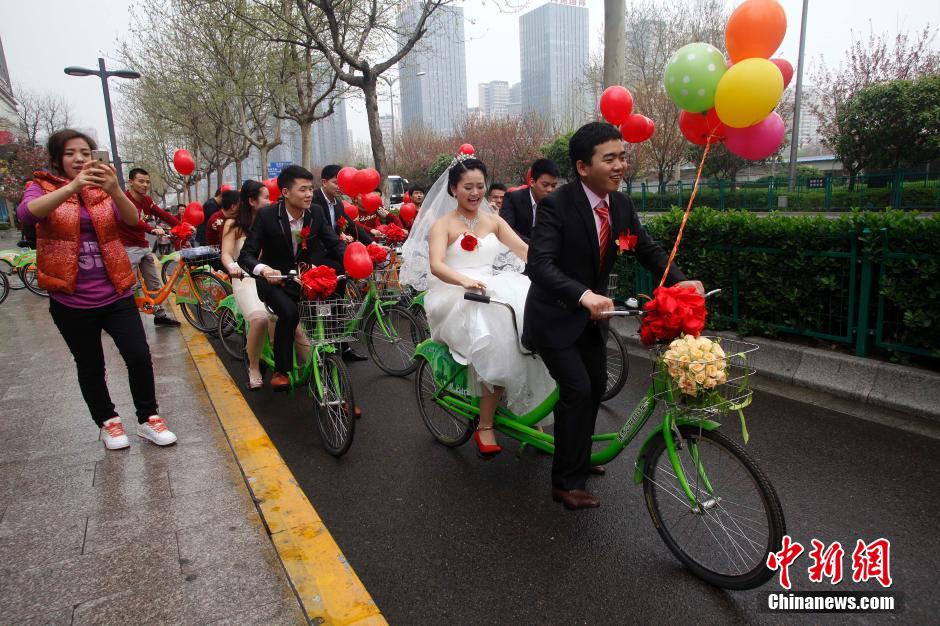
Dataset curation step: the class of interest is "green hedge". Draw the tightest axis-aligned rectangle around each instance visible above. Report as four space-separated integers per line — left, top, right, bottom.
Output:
614 208 940 361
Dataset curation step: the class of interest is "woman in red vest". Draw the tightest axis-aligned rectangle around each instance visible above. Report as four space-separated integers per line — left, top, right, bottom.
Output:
17 129 177 450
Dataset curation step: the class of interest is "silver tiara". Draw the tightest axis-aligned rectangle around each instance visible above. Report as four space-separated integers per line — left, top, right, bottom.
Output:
448 152 476 168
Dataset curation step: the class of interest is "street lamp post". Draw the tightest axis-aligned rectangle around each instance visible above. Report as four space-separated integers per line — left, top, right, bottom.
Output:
64 58 141 189
379 74 399 156
788 0 810 192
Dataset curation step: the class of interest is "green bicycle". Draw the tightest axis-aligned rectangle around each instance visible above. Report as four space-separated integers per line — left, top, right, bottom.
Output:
0 243 47 297
413 292 785 590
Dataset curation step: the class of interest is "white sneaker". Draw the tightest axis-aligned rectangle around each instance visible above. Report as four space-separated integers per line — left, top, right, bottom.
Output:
136 415 178 446
101 417 130 450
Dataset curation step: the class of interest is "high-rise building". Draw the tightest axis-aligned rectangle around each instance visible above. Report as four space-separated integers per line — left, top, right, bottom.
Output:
312 98 350 165
508 82 522 118
398 2 467 134
519 0 589 132
0 36 18 133
797 87 826 156
479 80 510 118
379 114 395 156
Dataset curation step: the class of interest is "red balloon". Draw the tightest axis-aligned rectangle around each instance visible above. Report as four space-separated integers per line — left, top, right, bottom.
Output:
173 149 195 176
526 167 533 186
262 178 281 203
620 114 655 143
220 184 232 193
599 86 634 126
354 168 381 196
771 58 794 89
679 109 726 145
343 242 373 280
458 143 475 155
399 202 417 224
403 191 411 203
342 200 359 221
183 201 204 226
360 192 382 214
337 166 359 197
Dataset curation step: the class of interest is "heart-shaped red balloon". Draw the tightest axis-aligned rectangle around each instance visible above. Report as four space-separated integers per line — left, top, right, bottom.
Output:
343 241 374 280
262 178 281 203
355 168 381 196
360 192 382 215
183 201 204 226
599 86 634 126
621 114 655 143
458 143 475 155
342 201 358 221
173 149 195 176
399 202 417 224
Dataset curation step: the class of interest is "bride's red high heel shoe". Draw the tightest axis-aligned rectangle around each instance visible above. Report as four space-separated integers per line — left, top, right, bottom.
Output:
474 427 502 459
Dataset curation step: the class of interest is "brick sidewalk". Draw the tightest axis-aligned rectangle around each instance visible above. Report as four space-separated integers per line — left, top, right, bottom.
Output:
0 291 306 624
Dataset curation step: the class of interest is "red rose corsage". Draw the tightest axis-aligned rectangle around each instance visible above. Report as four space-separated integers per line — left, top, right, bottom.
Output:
337 217 347 232
296 226 312 250
618 230 638 253
460 232 479 251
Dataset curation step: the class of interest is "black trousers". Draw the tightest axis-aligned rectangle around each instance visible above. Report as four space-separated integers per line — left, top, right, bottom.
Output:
256 283 301 374
49 296 158 426
537 324 606 491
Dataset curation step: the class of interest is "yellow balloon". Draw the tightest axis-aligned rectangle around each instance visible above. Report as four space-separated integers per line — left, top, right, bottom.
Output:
714 58 784 128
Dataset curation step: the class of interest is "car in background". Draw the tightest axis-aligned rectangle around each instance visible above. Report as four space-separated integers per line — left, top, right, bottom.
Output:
384 175 409 210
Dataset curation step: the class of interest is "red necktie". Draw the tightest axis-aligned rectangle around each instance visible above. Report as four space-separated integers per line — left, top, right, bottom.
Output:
594 200 610 266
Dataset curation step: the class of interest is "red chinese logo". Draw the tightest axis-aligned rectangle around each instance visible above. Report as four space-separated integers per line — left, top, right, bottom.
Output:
851 538 893 588
766 535 804 590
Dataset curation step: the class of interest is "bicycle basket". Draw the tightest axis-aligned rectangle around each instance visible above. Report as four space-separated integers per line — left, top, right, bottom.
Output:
180 245 220 266
651 336 758 419
371 258 402 300
299 297 357 344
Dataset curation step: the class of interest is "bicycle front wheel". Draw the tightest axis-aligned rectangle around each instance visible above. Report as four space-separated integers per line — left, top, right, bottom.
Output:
216 307 246 360
310 352 356 457
415 358 475 447
365 306 423 376
641 425 785 590
601 328 629 401
180 270 230 334
0 259 25 289
19 264 48 297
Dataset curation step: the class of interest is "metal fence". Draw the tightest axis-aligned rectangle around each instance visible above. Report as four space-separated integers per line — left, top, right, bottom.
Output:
611 228 939 361
626 170 940 212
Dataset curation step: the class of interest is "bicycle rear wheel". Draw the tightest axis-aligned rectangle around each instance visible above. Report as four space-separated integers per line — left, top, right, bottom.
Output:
19 264 48 297
180 270 229 334
414 358 475 447
0 271 9 304
216 307 246 360
601 328 629 401
310 352 355 457
365 306 423 376
641 425 785 590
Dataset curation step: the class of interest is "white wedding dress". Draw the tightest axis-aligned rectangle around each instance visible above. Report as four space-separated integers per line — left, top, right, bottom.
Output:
425 232 555 416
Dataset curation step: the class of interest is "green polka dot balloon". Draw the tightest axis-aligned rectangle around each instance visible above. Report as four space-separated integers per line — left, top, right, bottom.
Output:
664 42 727 114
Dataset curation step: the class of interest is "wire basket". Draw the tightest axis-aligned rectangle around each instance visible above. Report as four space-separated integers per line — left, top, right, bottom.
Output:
651 336 758 419
298 297 357 344
371 255 403 300
180 245 220 266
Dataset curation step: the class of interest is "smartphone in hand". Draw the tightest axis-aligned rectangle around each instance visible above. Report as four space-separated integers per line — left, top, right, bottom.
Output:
91 149 111 164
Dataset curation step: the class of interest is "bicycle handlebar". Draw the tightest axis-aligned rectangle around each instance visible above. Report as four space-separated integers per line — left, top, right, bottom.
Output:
463 292 490 304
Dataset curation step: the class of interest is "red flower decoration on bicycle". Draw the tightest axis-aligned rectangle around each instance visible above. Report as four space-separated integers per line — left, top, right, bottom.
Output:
618 230 638 253
170 223 193 242
297 226 312 251
460 232 479 251
299 265 337 300
366 242 389 265
639 284 707 345
377 223 407 245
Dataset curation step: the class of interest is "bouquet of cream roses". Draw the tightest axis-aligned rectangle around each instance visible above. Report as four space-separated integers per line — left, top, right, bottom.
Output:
662 334 728 397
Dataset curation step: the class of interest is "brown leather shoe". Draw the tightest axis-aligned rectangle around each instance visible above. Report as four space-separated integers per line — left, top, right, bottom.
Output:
270 372 290 391
590 465 606 476
342 402 363 419
551 488 601 510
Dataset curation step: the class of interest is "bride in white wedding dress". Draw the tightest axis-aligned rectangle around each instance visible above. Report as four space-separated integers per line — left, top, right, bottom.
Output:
400 156 555 458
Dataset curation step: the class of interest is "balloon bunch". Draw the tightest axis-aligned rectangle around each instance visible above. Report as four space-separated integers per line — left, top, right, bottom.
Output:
665 0 790 160
599 85 655 143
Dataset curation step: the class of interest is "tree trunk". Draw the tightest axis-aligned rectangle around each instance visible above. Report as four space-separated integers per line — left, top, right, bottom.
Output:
603 0 626 88
235 159 243 185
259 146 269 180
217 166 224 187
300 120 313 171
363 80 386 175
206 172 212 198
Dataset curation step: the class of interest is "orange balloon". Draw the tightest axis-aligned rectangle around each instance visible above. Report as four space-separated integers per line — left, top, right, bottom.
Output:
725 0 787 64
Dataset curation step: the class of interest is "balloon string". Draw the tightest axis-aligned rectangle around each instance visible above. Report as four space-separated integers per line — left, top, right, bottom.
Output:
659 137 713 288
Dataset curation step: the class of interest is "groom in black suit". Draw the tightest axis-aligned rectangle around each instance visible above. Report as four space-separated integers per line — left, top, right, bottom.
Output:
239 165 345 390
523 122 701 510
500 158 560 244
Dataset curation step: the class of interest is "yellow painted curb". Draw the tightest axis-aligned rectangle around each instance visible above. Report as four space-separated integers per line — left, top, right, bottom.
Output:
173 306 386 625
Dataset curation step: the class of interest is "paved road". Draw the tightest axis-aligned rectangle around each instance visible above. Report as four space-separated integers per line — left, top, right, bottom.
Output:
208 337 939 624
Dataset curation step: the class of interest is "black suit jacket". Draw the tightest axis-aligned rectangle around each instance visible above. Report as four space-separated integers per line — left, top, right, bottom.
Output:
196 197 219 244
313 188 374 244
500 187 535 243
238 200 345 298
523 181 686 350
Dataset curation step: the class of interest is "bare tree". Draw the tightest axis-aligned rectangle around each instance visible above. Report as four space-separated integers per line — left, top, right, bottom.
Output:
15 88 75 146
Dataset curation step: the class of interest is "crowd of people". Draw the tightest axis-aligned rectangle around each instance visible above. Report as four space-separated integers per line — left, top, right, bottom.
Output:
19 121 701 509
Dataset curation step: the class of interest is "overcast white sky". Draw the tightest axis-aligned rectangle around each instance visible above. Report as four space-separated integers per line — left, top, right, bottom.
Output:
2 0 938 153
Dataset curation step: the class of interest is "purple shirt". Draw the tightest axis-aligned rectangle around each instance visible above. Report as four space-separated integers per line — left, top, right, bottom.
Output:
18 183 131 309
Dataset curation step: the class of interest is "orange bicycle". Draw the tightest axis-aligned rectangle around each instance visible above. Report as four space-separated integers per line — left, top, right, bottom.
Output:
135 243 230 334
